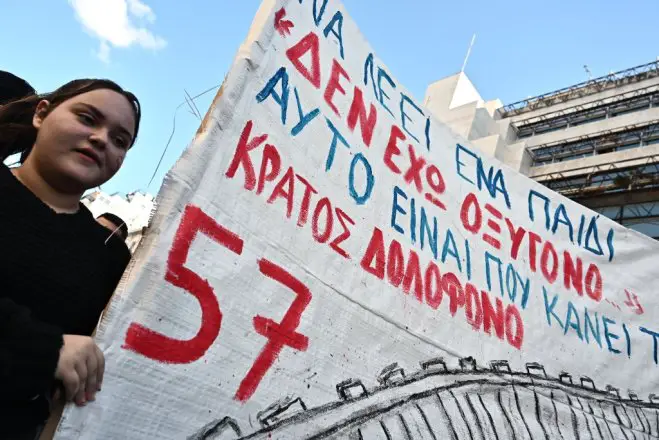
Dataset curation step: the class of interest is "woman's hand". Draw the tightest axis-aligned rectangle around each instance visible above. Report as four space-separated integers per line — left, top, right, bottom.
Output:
55 335 105 406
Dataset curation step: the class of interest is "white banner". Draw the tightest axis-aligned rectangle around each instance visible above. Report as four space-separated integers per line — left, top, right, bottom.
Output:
56 0 659 438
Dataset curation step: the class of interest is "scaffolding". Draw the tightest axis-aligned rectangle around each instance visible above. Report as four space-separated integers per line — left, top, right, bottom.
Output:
530 120 659 166
499 60 659 118
513 86 659 139
535 156 659 239
540 156 659 197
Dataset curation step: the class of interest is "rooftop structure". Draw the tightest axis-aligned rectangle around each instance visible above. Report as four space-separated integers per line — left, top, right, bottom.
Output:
424 60 659 239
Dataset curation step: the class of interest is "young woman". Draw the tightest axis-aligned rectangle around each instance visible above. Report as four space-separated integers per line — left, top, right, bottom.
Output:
0 78 141 438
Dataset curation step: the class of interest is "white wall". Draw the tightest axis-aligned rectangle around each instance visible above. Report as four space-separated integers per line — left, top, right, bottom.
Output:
84 191 155 234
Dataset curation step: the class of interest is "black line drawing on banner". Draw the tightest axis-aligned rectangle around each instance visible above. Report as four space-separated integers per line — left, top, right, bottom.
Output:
189 417 242 440
189 357 659 439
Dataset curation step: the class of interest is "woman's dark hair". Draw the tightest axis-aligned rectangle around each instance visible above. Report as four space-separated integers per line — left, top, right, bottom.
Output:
0 78 141 162
97 212 129 241
0 71 35 105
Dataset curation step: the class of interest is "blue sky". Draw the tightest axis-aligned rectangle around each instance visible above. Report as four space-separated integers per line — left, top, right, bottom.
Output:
2 0 658 196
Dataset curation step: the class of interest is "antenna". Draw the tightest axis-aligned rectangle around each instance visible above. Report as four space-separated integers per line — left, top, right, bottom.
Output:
583 65 592 81
184 89 202 120
461 34 476 73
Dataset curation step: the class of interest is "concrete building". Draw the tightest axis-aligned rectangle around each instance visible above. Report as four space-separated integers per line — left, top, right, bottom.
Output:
82 190 155 252
424 60 659 239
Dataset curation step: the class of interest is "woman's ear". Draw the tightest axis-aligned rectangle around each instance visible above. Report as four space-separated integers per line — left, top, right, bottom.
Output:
32 99 50 130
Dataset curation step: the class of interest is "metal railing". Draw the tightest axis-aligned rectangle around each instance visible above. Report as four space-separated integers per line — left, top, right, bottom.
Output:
499 60 659 118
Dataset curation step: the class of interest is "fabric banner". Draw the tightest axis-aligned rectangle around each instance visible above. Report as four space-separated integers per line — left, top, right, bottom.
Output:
56 0 659 438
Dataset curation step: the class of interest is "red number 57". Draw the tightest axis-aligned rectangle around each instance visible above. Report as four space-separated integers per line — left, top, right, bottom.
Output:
123 205 311 402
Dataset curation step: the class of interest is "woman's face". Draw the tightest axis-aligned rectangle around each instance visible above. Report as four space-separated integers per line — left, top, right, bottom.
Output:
30 88 136 192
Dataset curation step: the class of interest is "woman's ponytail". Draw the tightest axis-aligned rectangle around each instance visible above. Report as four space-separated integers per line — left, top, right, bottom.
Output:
0 95 41 161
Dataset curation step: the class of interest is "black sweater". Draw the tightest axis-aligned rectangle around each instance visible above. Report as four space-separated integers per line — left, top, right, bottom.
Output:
0 164 130 435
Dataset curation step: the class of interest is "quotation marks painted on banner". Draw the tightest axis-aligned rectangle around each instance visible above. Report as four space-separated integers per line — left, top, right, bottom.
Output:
606 290 644 315
624 289 644 315
122 204 311 402
275 8 294 37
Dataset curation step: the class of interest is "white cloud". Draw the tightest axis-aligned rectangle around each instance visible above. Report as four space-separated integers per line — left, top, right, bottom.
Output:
69 0 166 63
126 0 156 22
97 41 111 64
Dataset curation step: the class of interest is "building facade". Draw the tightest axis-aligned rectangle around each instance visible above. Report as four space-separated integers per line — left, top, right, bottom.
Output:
424 60 659 239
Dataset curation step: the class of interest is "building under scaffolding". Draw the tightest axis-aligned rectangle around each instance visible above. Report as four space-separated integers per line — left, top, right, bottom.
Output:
424 60 659 239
